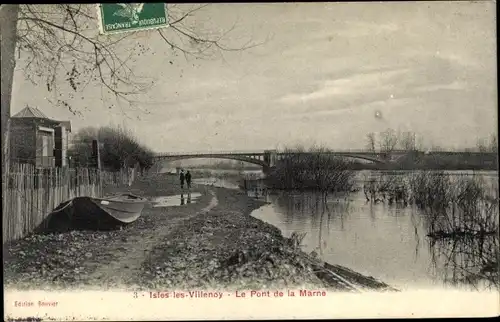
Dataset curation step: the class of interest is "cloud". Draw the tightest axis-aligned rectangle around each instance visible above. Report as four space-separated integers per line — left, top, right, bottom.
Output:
413 80 466 93
12 3 496 152
278 68 408 104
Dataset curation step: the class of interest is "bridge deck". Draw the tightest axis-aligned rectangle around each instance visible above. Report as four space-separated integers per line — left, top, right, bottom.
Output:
153 151 497 166
154 150 415 157
155 150 497 156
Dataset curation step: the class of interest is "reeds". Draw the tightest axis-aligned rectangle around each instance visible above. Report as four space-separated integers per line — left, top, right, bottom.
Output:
367 170 499 289
364 171 498 238
429 231 499 289
408 171 457 209
409 172 498 239
363 173 409 205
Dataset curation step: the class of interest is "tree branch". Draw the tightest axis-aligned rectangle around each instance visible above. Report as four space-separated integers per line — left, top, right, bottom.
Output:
14 4 265 118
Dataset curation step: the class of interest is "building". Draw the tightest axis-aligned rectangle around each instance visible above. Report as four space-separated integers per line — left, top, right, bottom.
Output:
10 106 72 168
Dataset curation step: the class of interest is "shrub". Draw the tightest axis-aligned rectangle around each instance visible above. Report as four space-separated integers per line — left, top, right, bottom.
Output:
69 125 154 171
265 145 355 197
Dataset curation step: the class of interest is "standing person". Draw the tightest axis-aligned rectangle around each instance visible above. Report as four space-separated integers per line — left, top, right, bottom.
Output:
179 169 185 189
185 170 192 190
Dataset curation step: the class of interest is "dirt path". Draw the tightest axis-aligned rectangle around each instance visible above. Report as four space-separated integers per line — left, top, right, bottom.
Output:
81 190 219 289
137 187 395 292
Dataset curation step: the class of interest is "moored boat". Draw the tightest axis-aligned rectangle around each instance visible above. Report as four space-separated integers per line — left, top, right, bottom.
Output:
43 193 148 233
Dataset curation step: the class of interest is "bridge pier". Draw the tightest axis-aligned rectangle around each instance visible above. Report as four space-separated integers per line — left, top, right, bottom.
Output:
264 150 277 168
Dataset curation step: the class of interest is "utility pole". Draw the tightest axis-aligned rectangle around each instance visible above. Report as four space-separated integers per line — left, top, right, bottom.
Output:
1 4 19 216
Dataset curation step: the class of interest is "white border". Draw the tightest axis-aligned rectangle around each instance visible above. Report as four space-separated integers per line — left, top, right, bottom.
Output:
95 3 170 36
4 290 500 320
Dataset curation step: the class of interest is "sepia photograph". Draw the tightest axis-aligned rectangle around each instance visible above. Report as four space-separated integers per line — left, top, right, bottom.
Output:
2 1 499 320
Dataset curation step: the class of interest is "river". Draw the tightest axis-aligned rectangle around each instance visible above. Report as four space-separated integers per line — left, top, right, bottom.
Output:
189 169 498 291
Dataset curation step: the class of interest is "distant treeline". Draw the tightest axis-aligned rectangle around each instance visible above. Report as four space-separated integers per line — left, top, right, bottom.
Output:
365 128 498 154
348 152 498 171
361 129 498 170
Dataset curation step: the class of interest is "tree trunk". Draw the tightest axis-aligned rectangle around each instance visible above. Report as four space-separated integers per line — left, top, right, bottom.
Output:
1 4 19 216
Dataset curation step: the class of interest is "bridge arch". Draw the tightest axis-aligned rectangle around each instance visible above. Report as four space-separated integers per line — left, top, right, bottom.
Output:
153 152 391 173
329 154 387 164
274 153 388 164
152 154 270 169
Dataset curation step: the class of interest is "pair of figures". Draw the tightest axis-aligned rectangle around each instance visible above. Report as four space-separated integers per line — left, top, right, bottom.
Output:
179 170 191 189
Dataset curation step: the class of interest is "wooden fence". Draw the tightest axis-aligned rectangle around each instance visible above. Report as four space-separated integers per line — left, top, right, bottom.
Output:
2 163 132 244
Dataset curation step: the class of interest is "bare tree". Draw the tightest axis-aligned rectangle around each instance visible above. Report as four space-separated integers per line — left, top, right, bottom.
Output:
379 128 399 154
14 4 262 111
489 134 498 153
475 134 498 153
431 144 443 152
366 132 376 153
476 137 489 152
398 131 417 151
416 135 425 151
1 5 20 216
1 4 264 213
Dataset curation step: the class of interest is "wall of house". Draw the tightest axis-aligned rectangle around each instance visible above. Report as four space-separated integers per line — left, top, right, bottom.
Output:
10 121 36 164
10 117 71 168
36 127 55 168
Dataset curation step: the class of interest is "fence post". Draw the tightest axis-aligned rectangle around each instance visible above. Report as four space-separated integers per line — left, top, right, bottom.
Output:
91 140 103 197
66 167 70 200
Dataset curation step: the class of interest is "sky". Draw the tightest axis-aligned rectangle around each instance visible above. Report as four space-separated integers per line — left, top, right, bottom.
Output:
11 2 498 153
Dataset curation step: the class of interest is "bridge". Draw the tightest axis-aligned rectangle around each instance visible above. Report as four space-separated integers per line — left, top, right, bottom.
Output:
152 149 423 171
153 149 498 171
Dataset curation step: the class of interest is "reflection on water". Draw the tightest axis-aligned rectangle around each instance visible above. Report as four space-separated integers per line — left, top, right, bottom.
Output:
192 178 241 190
428 235 499 290
249 172 499 291
192 171 498 291
152 192 202 207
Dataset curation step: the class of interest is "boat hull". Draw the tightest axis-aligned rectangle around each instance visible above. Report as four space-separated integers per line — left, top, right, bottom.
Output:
44 194 147 232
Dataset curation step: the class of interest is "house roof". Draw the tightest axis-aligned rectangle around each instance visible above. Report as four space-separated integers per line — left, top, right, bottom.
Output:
12 106 48 119
11 106 72 132
58 120 72 132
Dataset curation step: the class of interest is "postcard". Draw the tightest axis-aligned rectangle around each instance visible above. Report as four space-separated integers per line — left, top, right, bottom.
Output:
2 2 499 320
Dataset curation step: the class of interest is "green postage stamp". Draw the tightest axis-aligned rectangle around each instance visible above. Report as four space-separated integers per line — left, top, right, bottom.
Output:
97 3 168 34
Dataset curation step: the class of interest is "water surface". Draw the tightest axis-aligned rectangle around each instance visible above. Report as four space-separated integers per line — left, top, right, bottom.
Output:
249 171 498 291
152 193 202 207
192 178 240 190
195 170 498 291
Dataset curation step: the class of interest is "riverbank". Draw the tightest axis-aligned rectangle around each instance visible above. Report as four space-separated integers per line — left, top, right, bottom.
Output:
139 186 395 291
4 175 395 292
3 175 208 289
